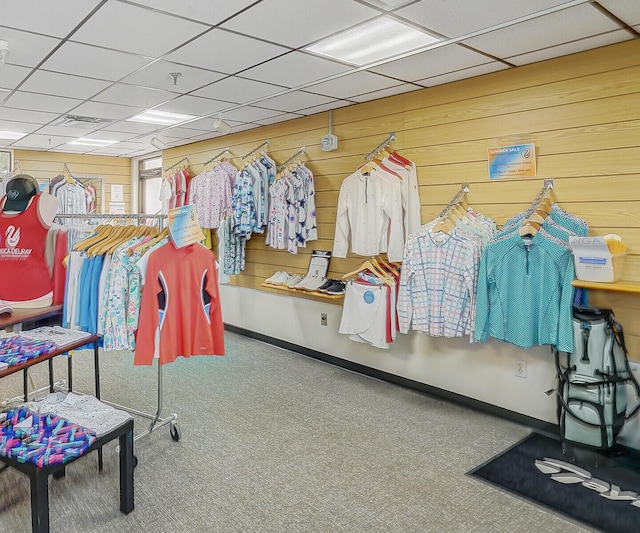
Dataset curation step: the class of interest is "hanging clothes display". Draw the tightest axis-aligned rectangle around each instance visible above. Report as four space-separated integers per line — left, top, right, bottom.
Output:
473 182 588 353
160 158 192 215
187 158 238 229
338 258 401 349
266 148 317 254
397 186 496 341
135 239 225 365
332 135 418 263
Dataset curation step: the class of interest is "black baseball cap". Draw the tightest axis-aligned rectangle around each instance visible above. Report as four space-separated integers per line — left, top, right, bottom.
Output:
4 175 38 212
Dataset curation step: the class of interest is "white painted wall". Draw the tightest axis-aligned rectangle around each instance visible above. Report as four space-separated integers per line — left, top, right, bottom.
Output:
220 285 640 450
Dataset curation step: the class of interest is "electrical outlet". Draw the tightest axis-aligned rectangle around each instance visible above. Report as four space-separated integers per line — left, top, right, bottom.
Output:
321 313 328 326
515 360 527 378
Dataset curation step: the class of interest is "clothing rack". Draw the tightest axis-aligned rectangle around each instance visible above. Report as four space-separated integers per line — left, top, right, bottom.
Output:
202 147 230 167
53 213 180 443
163 157 189 173
276 146 306 173
439 183 470 218
364 132 396 161
242 140 269 160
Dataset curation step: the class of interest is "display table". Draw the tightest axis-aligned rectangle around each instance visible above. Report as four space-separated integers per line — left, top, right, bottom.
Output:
0 417 134 533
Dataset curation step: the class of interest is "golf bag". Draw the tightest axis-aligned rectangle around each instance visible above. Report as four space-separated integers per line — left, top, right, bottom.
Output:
555 306 640 450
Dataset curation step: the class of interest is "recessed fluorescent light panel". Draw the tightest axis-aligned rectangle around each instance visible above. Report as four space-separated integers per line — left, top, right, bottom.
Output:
68 138 118 147
306 17 440 66
0 131 26 140
127 110 197 125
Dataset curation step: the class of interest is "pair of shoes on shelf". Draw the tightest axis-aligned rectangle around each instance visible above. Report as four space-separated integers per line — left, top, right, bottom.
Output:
318 279 346 295
291 274 327 291
265 271 291 285
283 274 303 288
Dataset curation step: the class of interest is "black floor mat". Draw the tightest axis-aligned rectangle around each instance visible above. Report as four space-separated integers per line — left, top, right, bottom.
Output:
468 432 640 533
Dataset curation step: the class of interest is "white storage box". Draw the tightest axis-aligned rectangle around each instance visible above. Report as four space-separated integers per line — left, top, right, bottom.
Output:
569 236 626 283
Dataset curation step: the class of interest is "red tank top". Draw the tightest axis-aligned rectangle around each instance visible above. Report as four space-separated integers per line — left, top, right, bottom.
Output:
0 193 54 301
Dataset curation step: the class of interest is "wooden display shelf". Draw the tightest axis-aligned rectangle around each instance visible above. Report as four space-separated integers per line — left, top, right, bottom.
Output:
571 279 640 294
260 283 344 300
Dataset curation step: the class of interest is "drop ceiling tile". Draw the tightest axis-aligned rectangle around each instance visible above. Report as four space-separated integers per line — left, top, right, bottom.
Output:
110 141 147 150
506 29 634 66
1 0 102 38
185 132 224 143
121 61 226 94
71 1 209 58
10 133 76 149
166 29 289 75
396 0 570 38
221 0 379 48
0 64 32 91
256 91 335 113
71 101 143 121
242 52 352 88
415 61 509 87
220 107 282 123
4 91 82 114
184 117 246 131
598 0 640 26
307 71 401 99
129 0 258 25
94 83 175 108
463 4 620 59
360 0 416 10
349 83 422 103
100 121 162 135
253 113 304 126
193 77 285 103
36 124 107 137
0 107 59 125
50 145 91 154
86 146 138 156
20 70 111 100
296 100 353 116
158 126 206 139
0 27 61 68
41 42 153 81
230 123 260 133
0 119 41 134
154 95 229 117
371 44 491 82
79 131 139 142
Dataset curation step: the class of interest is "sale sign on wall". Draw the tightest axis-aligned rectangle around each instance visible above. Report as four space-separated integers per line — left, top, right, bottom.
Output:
488 144 536 179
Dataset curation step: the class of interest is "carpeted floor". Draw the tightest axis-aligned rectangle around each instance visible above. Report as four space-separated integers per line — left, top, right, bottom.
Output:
0 331 595 532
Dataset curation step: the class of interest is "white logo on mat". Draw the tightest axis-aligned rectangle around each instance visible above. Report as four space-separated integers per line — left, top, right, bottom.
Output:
535 457 640 508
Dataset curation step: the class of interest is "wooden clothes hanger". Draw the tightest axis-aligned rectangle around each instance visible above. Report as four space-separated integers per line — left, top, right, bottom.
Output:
342 260 393 287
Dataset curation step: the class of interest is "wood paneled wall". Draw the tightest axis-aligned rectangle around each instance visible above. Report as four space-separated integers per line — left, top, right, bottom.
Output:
163 39 640 355
13 149 131 212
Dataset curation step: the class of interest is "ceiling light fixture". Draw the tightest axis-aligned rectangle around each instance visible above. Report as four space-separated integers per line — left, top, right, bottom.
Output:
0 40 10 65
150 137 166 150
127 110 197 125
306 17 440 66
0 130 26 140
213 114 231 135
68 138 118 147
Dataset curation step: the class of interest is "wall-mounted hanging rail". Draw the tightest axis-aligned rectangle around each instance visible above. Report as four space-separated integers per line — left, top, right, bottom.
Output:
439 183 470 218
524 178 555 217
276 146 306 173
364 132 395 161
202 147 231 168
163 156 189 173
242 140 269 159
14 160 23 175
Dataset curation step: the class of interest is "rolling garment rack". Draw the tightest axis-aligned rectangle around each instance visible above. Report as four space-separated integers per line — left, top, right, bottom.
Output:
54 213 180 443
